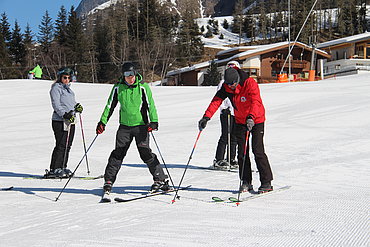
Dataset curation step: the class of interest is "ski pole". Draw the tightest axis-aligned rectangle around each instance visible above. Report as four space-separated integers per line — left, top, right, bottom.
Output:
62 123 71 169
227 112 231 171
172 130 202 204
236 130 250 206
79 113 90 174
150 132 175 189
55 134 99 202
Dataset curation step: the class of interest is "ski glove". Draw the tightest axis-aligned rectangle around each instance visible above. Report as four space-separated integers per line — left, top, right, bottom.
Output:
63 110 75 123
147 122 158 132
74 103 83 113
198 116 210 131
246 115 255 131
96 121 105 134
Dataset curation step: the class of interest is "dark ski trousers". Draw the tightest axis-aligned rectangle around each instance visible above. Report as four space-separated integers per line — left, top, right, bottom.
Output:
104 125 166 184
235 122 273 184
215 112 237 161
50 120 75 170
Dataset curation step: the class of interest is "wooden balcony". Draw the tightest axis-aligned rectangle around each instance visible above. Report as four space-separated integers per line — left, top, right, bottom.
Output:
275 60 308 69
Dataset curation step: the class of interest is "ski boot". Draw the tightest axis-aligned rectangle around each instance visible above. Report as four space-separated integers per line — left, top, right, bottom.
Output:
53 168 67 178
101 181 113 203
229 159 239 170
239 180 253 193
150 180 170 193
213 160 230 170
258 182 273 194
63 168 73 177
43 169 56 179
103 181 112 193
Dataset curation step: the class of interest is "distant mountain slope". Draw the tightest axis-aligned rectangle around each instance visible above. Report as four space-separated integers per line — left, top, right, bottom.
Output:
76 0 109 18
75 0 236 18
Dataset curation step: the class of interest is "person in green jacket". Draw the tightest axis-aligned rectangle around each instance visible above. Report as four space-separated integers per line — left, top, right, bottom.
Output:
29 64 43 79
96 62 169 197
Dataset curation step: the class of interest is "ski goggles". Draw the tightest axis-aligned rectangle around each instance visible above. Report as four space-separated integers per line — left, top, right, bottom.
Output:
123 71 136 77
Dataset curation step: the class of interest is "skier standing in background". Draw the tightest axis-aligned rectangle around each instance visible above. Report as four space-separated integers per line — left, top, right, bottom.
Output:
47 67 83 178
198 66 273 193
96 62 169 196
212 61 240 170
29 64 43 79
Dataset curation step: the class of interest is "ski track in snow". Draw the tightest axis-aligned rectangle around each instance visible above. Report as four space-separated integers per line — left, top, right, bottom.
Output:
0 74 369 246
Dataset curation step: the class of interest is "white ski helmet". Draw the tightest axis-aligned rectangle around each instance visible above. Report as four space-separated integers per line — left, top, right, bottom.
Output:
226 61 241 70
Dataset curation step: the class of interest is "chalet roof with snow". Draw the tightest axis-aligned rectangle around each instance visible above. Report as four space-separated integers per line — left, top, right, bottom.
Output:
317 32 370 49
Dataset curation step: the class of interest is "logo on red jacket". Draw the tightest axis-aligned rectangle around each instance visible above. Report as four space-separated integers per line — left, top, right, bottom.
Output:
241 97 246 102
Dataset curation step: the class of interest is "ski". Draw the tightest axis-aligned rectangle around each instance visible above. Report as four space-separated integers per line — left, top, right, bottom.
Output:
24 174 104 180
114 185 192 203
1 186 14 191
197 166 238 173
212 186 291 203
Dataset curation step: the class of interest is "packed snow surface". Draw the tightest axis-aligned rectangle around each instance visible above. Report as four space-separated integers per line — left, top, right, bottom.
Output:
0 73 369 246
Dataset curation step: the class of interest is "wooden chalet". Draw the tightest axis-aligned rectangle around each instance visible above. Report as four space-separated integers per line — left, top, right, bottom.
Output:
317 32 370 76
165 41 330 85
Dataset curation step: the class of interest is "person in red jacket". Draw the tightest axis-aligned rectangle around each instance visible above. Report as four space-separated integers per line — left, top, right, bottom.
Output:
198 66 273 193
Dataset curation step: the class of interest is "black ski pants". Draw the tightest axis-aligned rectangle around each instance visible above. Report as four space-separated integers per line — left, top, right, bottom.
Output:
215 112 237 161
235 122 273 184
50 121 75 170
104 125 166 184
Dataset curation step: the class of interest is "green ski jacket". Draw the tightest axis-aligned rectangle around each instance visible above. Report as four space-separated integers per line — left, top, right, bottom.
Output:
29 65 43 79
99 75 158 126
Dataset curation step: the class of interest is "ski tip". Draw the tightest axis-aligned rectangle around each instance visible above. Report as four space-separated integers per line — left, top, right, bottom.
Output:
211 197 224 202
1 186 14 191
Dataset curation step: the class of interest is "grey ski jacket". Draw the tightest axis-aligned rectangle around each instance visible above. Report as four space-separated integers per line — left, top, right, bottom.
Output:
50 82 77 121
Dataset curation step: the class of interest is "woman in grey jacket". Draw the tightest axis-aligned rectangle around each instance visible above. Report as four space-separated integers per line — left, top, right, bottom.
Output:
46 67 83 178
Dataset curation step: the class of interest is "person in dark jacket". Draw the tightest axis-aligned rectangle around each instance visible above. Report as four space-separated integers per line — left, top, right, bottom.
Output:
47 67 83 178
198 66 273 193
96 62 169 196
213 61 241 170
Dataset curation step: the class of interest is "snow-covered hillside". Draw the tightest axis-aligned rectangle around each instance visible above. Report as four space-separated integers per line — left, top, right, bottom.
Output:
0 73 369 246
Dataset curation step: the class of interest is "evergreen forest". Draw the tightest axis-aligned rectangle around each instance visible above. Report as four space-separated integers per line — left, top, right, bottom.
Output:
0 0 368 83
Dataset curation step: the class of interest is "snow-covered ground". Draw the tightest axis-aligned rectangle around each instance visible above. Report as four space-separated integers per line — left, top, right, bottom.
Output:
0 73 369 246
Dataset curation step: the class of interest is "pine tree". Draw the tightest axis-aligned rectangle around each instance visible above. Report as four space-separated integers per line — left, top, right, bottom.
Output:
232 0 244 45
94 15 113 83
65 6 85 64
9 20 26 64
202 60 221 86
38 11 54 53
0 13 11 44
176 13 204 64
222 19 229 29
55 6 68 45
336 0 346 36
243 11 255 42
258 1 268 42
0 32 12 79
24 24 33 45
23 23 35 69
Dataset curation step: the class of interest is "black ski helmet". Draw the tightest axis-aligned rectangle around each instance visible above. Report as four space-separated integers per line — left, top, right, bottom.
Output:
122 62 137 77
57 67 74 77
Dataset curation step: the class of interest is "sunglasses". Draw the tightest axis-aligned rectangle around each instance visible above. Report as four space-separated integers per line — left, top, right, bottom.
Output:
225 80 238 85
123 71 136 77
62 76 71 80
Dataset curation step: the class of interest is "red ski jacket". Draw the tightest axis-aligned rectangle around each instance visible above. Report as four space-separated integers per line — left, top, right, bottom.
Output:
203 71 266 125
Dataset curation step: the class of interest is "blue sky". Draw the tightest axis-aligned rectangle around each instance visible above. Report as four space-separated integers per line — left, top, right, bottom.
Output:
0 0 81 34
